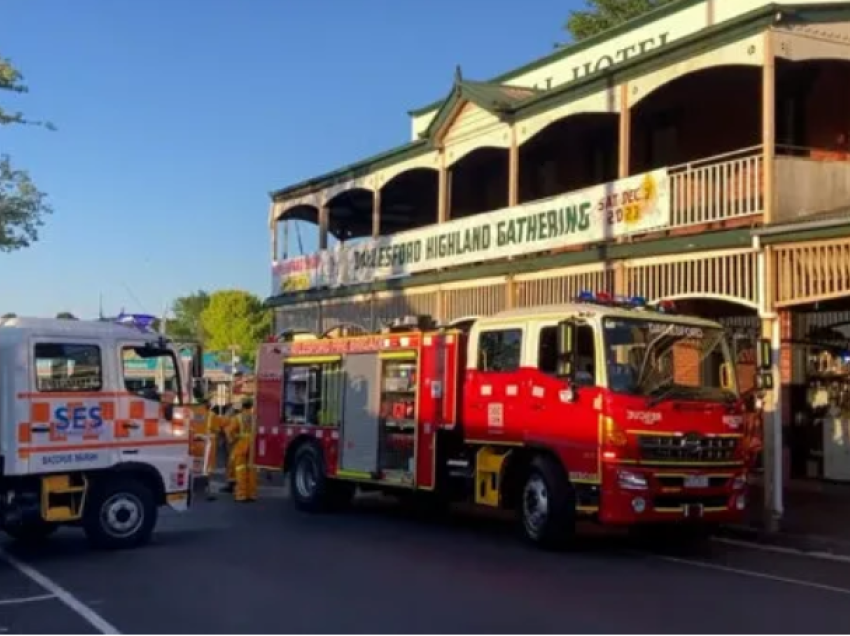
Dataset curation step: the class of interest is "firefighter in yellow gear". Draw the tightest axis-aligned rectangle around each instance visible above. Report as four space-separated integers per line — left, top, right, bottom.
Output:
228 400 258 502
221 406 242 494
199 402 224 500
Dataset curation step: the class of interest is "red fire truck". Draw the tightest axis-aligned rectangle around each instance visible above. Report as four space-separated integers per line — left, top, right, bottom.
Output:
253 293 772 548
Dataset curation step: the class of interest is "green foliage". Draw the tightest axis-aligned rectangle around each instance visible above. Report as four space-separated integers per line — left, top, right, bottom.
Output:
0 55 54 129
565 0 677 41
199 290 271 366
1 312 16 319
55 312 77 320
166 290 210 343
0 156 53 251
1 54 54 252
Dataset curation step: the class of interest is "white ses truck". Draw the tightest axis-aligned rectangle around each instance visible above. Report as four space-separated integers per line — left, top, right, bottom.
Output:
0 314 195 549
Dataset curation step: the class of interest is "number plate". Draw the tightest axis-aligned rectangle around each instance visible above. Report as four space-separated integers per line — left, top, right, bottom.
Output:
685 474 709 488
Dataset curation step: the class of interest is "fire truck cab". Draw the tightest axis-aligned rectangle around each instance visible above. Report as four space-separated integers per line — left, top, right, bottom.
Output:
0 314 196 549
254 294 771 548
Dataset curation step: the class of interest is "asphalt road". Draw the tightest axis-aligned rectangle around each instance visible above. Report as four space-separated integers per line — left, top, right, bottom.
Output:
2 486 850 634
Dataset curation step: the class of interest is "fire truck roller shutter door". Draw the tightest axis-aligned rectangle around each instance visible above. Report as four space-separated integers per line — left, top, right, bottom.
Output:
339 353 381 475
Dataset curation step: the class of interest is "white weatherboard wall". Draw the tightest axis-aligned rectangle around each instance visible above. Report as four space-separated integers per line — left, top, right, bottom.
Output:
410 0 850 140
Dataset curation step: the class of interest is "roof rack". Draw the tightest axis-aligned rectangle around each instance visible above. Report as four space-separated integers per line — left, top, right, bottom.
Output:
380 315 437 334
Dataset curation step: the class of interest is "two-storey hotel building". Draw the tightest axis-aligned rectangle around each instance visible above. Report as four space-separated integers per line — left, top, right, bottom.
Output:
266 0 850 524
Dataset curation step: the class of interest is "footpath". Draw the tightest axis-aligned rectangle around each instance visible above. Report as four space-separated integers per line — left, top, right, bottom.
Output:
720 477 850 559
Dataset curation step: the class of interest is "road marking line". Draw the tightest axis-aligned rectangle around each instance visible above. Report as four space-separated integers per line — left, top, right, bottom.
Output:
0 593 55 606
712 536 850 564
0 550 120 634
656 554 850 596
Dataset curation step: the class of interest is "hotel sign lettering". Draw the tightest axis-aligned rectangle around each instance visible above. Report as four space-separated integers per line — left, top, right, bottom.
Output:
531 32 671 91
271 170 671 293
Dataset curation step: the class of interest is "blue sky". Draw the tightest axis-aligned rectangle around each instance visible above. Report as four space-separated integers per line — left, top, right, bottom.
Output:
1 0 576 318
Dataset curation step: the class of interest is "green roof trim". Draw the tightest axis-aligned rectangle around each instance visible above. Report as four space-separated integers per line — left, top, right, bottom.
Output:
515 3 779 122
264 227 752 308
270 139 431 202
407 0 705 117
269 2 850 204
422 76 541 144
760 216 850 245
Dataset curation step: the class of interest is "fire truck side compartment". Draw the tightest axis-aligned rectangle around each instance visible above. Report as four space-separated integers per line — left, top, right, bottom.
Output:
339 352 381 475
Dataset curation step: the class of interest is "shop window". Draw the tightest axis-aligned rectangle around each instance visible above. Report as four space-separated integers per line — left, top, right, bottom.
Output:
282 362 343 426
478 329 522 372
121 346 182 404
35 343 102 392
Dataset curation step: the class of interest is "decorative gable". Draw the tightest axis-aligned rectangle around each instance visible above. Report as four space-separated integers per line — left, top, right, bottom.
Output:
423 66 541 148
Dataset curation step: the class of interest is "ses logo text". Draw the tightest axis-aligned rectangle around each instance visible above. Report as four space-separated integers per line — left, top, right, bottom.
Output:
52 405 104 433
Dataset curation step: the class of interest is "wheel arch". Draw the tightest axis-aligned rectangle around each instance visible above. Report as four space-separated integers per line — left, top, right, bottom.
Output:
283 434 322 475
105 462 167 506
500 444 570 510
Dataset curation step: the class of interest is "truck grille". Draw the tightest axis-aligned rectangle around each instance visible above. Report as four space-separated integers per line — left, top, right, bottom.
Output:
637 433 738 464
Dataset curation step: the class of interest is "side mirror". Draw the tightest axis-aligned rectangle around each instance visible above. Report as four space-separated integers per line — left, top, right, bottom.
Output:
720 362 735 391
163 404 175 421
756 339 773 371
556 320 577 381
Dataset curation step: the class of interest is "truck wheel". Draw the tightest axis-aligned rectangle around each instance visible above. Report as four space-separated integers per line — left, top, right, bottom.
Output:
4 521 58 544
83 478 158 550
290 443 345 512
520 455 576 550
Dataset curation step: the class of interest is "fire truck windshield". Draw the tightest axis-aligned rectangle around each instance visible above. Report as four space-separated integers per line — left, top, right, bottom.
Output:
602 317 736 404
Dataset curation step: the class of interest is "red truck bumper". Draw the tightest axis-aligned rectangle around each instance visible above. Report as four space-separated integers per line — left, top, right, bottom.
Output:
597 464 749 526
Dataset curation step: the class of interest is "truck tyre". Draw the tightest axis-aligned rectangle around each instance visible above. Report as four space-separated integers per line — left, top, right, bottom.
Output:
520 455 576 550
290 443 352 512
4 520 58 544
83 478 158 550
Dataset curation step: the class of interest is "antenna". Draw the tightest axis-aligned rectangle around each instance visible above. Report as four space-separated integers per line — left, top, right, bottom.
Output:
98 293 104 321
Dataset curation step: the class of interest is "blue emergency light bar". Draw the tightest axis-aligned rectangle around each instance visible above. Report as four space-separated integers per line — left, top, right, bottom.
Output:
574 290 679 313
576 290 648 309
115 312 158 332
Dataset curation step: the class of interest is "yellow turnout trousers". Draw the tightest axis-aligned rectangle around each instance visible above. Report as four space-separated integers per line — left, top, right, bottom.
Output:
230 434 257 502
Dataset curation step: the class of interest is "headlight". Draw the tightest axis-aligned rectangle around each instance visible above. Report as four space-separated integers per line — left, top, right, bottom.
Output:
618 469 648 490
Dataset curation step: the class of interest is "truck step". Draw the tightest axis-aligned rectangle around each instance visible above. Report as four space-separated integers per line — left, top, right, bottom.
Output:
43 506 77 522
474 447 512 508
41 474 87 523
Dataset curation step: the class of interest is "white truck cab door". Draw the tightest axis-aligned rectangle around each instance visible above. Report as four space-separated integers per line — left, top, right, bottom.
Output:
115 342 190 487
25 338 116 474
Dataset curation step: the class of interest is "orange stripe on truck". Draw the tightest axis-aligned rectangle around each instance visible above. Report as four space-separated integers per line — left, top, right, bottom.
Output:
20 439 188 454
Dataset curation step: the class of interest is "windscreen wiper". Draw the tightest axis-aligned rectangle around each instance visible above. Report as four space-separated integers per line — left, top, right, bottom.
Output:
647 382 689 407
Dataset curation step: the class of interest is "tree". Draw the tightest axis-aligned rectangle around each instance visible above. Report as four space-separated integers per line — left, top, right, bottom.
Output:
1 312 15 319
565 0 677 41
200 290 271 366
56 312 77 320
1 54 53 252
166 291 210 343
